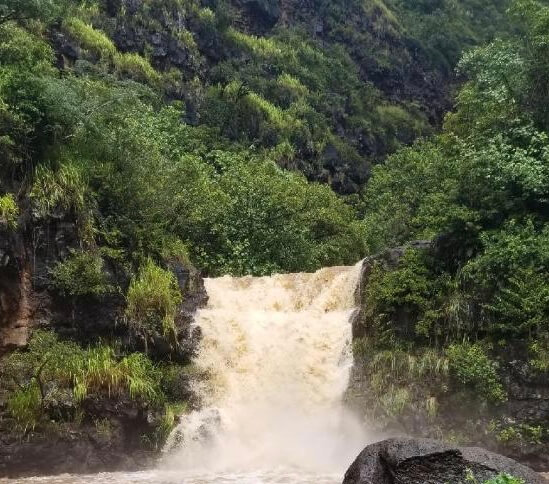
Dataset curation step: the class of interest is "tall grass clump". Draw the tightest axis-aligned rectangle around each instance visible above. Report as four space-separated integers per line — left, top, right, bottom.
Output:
63 18 116 58
125 259 182 346
113 52 161 85
30 162 88 219
4 331 162 431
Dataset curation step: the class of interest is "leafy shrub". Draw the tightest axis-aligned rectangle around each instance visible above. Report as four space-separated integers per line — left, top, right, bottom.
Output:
51 250 112 297
494 423 543 445
359 249 469 344
0 0 73 25
529 336 549 371
0 193 18 229
447 342 506 403
125 259 182 343
485 267 549 336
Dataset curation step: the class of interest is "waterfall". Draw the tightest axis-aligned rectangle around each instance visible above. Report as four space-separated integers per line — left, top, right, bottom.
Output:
162 261 368 478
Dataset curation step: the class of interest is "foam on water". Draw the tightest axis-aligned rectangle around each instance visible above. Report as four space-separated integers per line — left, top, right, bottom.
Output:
161 262 369 476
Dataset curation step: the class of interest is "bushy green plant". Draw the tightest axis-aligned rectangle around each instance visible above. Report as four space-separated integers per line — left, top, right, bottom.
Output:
494 423 543 445
51 250 112 297
480 473 525 484
0 0 76 25
125 259 182 344
30 162 89 218
529 335 549 371
0 193 18 229
447 342 506 403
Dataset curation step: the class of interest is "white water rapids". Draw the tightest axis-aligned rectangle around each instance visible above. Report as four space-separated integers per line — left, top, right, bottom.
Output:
13 263 370 483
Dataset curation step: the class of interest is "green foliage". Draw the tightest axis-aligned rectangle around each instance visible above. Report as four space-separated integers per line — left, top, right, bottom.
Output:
361 0 549 353
491 422 544 445
63 17 116 58
479 473 525 484
389 0 511 73
30 162 89 219
485 267 549 335
51 250 112 297
72 347 160 403
1 0 524 283
446 342 506 403
0 193 18 229
113 52 161 85
125 259 182 343
361 249 475 345
0 0 74 25
3 330 162 431
529 335 549 371
0 23 55 165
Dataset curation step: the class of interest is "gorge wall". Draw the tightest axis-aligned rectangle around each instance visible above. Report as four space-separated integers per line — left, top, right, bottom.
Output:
346 243 549 472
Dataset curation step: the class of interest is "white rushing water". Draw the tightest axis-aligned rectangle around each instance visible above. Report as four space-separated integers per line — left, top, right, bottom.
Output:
14 263 369 484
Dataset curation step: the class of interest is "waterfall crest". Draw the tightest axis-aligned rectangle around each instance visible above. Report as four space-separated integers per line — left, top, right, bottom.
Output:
163 261 368 477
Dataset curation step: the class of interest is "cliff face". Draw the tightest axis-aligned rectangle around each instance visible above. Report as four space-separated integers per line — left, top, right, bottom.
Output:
0 209 207 477
346 244 549 472
0 214 206 358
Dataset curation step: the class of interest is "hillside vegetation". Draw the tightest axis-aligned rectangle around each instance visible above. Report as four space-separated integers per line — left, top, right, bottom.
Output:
350 0 549 467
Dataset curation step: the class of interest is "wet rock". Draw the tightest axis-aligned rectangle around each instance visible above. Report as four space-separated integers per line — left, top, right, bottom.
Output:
343 438 546 484
0 393 157 478
0 230 32 355
238 0 281 33
0 425 155 478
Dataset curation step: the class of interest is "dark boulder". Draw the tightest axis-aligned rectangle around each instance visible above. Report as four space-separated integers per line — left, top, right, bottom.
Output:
343 438 546 484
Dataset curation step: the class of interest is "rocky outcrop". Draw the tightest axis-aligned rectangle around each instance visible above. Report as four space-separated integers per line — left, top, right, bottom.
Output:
0 229 32 355
0 212 207 361
0 212 207 477
343 438 546 484
0 396 156 478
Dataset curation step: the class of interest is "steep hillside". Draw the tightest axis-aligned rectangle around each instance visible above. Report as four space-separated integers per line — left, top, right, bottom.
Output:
65 0 515 193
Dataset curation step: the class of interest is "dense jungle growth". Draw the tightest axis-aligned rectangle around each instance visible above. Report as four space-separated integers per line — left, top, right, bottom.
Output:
1 0 549 475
